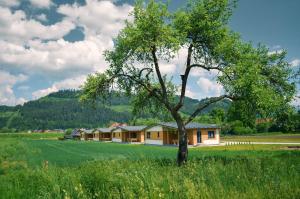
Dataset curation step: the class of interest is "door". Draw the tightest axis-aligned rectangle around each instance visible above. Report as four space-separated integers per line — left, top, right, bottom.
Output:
197 129 201 143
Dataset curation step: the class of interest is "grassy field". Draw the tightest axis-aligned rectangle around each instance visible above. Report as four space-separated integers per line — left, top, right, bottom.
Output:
0 133 299 198
222 133 300 143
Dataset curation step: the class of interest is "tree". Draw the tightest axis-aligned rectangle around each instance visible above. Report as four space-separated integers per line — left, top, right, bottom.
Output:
81 0 295 165
209 108 225 123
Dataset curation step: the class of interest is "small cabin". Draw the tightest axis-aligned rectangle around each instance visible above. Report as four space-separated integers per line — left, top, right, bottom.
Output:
80 129 94 141
111 126 147 143
145 122 220 146
70 129 81 140
93 128 113 141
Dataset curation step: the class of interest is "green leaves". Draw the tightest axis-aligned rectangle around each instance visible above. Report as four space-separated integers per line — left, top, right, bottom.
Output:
80 73 111 104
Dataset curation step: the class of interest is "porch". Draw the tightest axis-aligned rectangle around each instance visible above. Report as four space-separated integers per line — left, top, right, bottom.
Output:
162 130 195 145
99 133 112 141
121 131 144 143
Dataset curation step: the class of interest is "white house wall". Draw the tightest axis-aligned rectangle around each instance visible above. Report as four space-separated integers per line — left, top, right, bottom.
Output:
112 138 122 142
145 139 163 145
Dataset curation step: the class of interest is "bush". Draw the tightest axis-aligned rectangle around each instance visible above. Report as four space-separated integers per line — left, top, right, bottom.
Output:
232 126 256 135
256 122 271 133
65 128 73 135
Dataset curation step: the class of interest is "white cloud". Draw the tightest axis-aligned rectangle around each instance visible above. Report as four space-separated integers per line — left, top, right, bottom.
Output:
0 0 20 7
159 63 177 75
184 86 198 99
196 77 223 99
0 70 27 105
290 59 300 67
57 0 133 39
29 0 52 8
0 38 110 78
32 75 87 99
35 13 47 22
268 49 283 55
0 0 133 86
0 7 75 44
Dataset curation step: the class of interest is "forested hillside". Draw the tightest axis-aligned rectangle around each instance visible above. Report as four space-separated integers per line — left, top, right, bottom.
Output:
0 90 231 130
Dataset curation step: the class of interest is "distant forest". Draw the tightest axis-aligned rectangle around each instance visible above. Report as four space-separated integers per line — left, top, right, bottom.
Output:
0 90 231 130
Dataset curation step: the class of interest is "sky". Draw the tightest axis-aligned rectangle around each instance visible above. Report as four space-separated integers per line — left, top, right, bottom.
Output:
0 0 299 107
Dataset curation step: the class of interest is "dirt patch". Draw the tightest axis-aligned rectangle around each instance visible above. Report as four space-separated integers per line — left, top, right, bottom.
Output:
283 146 300 150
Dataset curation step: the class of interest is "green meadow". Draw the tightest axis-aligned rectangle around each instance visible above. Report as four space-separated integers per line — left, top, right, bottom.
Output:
0 133 299 199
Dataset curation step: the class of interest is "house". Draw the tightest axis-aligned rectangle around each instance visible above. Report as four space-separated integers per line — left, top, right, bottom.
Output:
69 129 81 140
111 125 147 143
93 128 113 141
145 122 220 146
80 129 94 141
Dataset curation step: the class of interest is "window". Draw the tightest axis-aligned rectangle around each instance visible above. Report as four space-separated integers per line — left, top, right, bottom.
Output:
147 132 151 139
208 131 215 138
113 133 115 138
131 132 137 138
157 132 160 138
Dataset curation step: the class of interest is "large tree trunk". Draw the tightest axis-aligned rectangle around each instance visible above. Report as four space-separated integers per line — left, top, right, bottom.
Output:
173 114 188 166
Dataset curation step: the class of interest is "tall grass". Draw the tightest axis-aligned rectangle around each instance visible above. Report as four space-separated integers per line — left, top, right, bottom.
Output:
0 135 299 199
0 157 299 199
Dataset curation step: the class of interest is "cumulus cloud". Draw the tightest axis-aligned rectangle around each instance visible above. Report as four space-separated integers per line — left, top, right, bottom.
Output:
184 86 198 99
35 13 48 22
0 70 27 105
0 0 20 7
57 0 132 38
0 38 109 78
0 7 75 44
290 59 300 67
32 75 87 99
0 0 134 102
196 77 224 99
29 0 53 8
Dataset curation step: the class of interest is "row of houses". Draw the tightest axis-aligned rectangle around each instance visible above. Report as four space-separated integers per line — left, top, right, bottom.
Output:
72 122 221 146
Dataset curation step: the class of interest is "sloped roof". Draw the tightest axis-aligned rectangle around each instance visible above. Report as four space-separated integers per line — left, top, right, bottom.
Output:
119 125 147 132
152 122 220 130
82 129 94 134
71 129 81 136
96 128 113 133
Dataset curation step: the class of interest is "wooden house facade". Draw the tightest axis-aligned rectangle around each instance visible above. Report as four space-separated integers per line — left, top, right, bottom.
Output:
80 129 94 141
145 122 220 146
111 126 147 143
93 128 113 141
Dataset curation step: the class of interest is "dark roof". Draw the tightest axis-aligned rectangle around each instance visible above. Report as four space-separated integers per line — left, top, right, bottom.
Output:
82 129 93 134
156 122 220 130
71 129 81 137
96 128 113 133
119 125 147 132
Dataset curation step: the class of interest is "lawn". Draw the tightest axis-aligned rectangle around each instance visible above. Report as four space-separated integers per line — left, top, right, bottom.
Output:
222 133 300 143
0 133 299 199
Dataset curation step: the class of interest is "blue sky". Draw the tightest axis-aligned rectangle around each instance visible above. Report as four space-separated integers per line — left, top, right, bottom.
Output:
0 0 299 106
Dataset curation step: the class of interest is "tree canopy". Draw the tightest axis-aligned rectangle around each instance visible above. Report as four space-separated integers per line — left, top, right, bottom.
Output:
81 0 296 165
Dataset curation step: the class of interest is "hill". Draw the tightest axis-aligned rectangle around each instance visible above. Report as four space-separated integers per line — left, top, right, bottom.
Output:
0 90 231 130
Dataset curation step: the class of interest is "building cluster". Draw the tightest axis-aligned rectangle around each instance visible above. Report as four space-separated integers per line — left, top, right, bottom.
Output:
70 122 221 146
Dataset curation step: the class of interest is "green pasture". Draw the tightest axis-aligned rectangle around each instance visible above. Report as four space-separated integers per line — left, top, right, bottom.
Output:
0 133 299 199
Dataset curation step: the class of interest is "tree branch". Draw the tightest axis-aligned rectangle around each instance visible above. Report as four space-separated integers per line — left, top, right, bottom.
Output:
114 72 172 110
151 46 168 101
174 44 193 111
185 94 236 125
190 63 233 81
